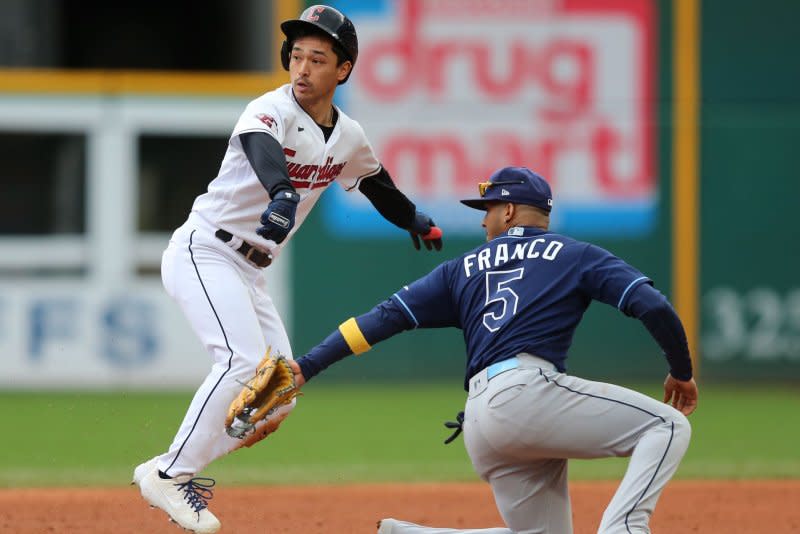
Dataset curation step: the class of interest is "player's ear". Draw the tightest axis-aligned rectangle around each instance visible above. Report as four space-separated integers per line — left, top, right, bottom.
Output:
337 61 353 83
504 203 515 224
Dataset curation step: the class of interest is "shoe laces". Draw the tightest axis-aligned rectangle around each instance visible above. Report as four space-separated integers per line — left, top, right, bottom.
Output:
175 477 216 515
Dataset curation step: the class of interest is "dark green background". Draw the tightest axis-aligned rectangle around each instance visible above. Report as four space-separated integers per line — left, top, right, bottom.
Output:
287 0 800 384
698 0 800 379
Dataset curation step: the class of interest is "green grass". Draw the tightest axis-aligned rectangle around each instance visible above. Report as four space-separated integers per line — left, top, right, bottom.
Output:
1 383 798 487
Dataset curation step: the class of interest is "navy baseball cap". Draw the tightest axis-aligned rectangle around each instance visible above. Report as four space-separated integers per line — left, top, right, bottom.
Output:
460 166 553 212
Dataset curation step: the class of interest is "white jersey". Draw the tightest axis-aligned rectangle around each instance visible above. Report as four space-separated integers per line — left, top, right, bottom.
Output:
191 83 381 258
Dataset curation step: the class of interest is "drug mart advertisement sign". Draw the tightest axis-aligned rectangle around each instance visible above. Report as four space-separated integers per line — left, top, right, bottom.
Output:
324 0 657 238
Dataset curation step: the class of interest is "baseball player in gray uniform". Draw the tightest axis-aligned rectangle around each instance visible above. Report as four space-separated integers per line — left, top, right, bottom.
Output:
289 167 698 534
130 5 443 533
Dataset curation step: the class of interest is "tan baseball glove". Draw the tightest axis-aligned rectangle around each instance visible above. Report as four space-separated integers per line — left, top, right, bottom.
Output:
224 347 301 446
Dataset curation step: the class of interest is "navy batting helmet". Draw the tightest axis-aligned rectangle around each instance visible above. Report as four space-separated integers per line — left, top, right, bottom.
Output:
280 5 358 85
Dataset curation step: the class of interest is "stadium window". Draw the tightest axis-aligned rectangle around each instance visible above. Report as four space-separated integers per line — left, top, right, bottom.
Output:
58 1 269 72
0 0 274 71
0 132 86 235
137 135 229 232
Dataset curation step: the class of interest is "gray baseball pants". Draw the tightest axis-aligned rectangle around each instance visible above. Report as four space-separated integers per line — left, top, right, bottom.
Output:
381 354 691 534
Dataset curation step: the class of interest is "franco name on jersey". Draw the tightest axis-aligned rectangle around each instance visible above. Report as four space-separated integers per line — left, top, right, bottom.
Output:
462 233 565 278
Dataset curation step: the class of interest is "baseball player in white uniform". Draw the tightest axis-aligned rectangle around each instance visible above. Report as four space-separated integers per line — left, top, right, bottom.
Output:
131 5 443 533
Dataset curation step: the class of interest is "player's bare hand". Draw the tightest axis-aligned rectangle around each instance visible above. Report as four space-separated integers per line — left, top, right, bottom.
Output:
288 358 306 387
663 374 698 415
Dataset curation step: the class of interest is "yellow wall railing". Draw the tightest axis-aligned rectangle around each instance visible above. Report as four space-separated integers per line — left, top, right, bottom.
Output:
673 0 701 374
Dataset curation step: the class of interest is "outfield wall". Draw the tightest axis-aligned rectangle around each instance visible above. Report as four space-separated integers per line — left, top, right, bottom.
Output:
289 0 800 383
0 0 797 388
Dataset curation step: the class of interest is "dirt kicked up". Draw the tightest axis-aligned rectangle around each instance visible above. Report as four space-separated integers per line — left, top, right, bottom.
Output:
1 480 798 533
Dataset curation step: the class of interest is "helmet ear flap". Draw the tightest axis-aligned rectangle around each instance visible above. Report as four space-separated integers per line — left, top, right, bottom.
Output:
280 40 291 71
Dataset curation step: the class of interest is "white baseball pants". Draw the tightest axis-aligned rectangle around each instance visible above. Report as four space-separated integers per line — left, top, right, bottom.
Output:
156 212 295 477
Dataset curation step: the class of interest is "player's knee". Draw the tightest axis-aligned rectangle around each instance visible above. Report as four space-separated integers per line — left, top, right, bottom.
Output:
228 351 273 380
670 411 692 453
228 358 258 380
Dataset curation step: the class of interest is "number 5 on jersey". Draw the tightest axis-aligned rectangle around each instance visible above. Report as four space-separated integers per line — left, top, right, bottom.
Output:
483 268 524 332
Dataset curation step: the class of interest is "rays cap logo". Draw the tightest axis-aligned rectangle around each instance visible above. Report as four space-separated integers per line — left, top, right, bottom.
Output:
461 166 553 213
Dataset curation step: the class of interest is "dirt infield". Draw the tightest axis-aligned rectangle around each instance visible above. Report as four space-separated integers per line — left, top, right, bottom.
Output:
1 480 798 533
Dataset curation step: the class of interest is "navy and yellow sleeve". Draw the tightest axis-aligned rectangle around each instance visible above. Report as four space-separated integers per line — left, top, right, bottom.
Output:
296 298 415 382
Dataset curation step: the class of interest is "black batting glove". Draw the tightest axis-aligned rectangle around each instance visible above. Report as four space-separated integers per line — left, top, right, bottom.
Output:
408 210 443 251
257 191 300 244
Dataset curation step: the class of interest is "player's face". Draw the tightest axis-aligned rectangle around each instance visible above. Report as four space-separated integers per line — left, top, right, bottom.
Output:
482 202 511 241
289 36 352 103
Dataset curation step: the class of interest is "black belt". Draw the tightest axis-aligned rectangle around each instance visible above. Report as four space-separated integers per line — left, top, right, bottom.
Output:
215 229 272 268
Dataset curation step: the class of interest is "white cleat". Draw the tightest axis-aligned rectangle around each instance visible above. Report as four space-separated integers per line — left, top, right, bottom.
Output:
378 518 510 534
139 469 221 534
131 455 160 486
378 518 398 534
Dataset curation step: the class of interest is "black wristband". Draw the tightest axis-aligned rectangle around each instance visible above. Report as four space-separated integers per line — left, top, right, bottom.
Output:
270 189 300 203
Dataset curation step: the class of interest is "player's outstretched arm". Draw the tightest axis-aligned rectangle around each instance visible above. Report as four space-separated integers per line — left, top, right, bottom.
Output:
295 298 415 383
358 167 443 251
663 374 698 415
